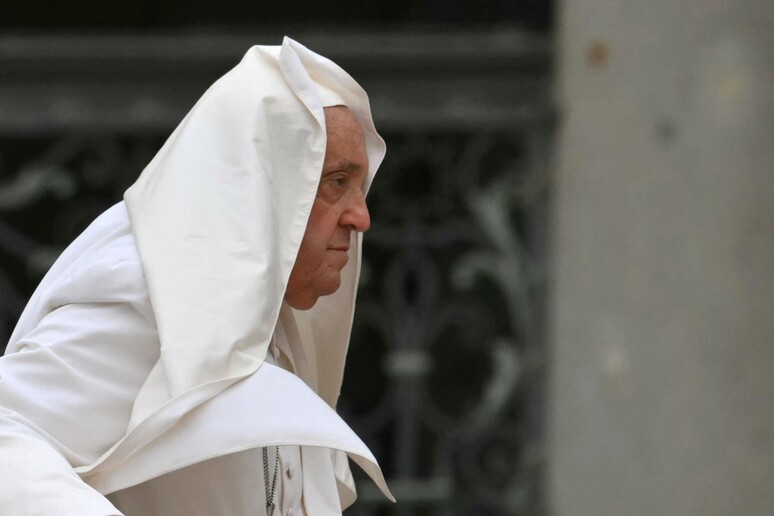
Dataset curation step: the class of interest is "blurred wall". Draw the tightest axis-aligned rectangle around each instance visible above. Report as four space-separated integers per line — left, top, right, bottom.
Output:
549 0 774 514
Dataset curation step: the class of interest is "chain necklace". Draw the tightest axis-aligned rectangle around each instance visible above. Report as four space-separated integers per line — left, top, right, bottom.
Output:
262 446 280 516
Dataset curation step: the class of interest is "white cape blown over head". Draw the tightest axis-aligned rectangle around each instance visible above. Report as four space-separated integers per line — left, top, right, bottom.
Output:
0 37 393 511
80 37 389 500
126 36 384 409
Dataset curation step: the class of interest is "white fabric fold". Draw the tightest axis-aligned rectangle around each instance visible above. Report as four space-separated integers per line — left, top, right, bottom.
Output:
83 363 393 502
1 36 391 514
124 36 385 413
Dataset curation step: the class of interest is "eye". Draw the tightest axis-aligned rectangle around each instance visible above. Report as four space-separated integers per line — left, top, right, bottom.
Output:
318 173 349 202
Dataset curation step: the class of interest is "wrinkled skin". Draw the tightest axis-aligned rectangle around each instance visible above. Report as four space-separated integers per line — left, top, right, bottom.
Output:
284 106 371 310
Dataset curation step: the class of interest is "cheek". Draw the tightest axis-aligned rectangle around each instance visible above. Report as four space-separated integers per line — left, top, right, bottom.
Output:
306 208 342 244
295 235 324 273
295 201 344 270
298 219 336 270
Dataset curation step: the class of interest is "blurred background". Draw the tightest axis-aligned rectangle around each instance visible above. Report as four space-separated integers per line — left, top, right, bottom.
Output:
0 1 772 515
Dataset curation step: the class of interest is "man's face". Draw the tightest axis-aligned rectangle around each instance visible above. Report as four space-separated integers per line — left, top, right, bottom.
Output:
284 106 371 310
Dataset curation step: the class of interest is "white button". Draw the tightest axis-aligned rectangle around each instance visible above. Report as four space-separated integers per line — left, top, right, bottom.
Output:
285 466 294 479
285 509 294 516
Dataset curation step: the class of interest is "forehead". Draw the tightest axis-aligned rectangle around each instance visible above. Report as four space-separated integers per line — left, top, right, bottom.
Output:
324 106 364 137
323 107 367 165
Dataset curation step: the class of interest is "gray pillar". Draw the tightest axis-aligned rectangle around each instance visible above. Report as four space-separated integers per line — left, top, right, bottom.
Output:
548 1 774 515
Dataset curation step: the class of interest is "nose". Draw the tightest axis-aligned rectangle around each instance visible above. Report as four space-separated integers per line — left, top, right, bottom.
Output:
342 191 371 232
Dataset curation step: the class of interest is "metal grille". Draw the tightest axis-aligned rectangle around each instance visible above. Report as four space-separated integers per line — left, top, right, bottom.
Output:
0 31 552 515
341 127 550 515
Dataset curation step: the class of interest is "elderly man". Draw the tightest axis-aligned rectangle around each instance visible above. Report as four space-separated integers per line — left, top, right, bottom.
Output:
0 37 392 515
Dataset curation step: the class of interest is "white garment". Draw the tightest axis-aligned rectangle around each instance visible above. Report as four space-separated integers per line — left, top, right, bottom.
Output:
107 353 316 516
0 37 393 515
0 203 389 515
123 36 386 411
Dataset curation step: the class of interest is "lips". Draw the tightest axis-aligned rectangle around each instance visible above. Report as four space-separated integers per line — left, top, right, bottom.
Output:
328 247 349 267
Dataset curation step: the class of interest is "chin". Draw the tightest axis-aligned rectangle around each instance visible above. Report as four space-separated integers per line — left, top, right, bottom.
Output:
321 274 342 296
285 294 319 311
296 299 319 311
286 280 341 311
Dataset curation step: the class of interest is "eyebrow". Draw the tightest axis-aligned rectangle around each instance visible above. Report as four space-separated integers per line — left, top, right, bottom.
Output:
331 161 363 173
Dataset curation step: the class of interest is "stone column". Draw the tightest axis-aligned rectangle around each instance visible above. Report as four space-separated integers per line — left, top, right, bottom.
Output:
548 1 774 514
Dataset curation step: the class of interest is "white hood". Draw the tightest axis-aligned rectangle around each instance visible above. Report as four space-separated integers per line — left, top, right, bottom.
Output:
2 37 392 508
124 36 385 417
97 37 390 498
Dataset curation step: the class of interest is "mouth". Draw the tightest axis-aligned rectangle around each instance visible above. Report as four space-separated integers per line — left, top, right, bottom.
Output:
328 247 350 267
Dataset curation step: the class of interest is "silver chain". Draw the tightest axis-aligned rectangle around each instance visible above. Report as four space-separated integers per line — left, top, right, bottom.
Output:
262 446 280 515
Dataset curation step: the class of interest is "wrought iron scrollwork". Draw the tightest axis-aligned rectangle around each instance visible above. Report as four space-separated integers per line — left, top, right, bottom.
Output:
0 134 162 337
342 129 549 515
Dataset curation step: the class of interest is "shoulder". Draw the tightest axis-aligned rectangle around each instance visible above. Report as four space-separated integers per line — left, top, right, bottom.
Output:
48 203 152 320
8 203 155 351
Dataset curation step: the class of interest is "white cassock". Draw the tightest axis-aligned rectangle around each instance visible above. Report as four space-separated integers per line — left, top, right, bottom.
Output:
0 38 393 515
